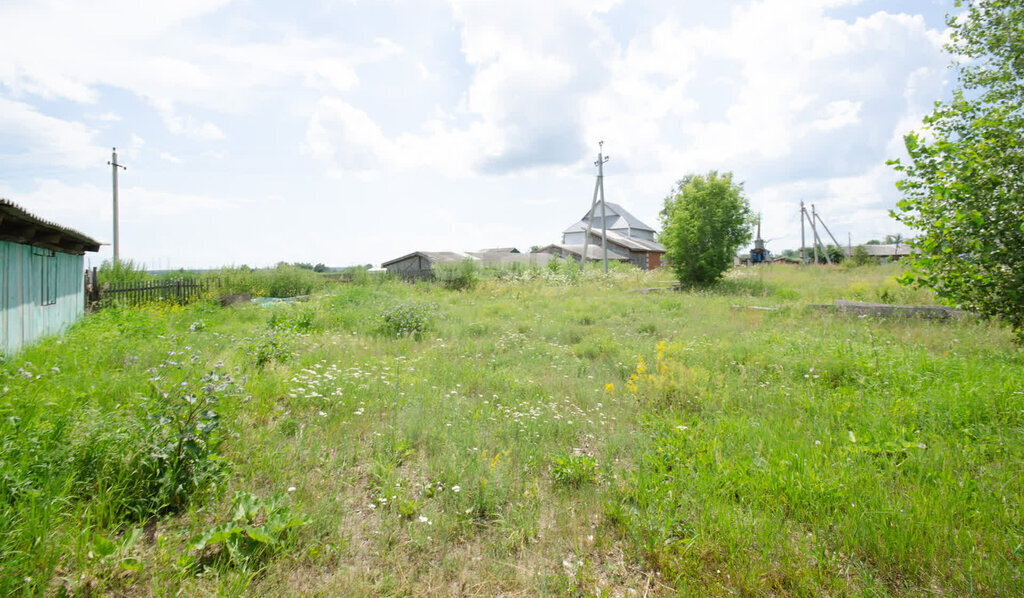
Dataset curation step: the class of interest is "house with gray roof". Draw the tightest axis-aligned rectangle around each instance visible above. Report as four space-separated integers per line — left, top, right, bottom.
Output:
550 202 666 269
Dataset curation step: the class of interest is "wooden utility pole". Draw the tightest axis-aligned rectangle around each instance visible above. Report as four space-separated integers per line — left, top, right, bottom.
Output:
107 148 126 264
581 141 610 273
800 200 806 263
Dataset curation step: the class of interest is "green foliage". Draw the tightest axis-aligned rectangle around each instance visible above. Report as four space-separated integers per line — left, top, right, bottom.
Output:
550 451 598 489
128 370 234 518
890 0 1024 341
375 302 437 337
244 328 295 368
659 171 753 285
97 259 151 284
850 245 873 266
207 264 327 298
808 244 846 264
189 491 309 569
433 259 480 290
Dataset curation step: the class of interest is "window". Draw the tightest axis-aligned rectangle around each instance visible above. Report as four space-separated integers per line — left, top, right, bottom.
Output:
35 249 57 306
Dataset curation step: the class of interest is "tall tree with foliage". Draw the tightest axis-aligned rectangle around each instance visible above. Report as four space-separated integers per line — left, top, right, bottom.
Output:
659 171 753 285
890 0 1024 340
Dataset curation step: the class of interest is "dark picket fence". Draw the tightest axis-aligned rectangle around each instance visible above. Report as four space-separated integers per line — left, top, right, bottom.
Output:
84 269 208 309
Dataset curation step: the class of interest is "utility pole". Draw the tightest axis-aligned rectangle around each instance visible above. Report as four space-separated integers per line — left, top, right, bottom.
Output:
800 200 806 264
108 147 126 264
810 204 831 264
580 141 610 273
814 210 843 255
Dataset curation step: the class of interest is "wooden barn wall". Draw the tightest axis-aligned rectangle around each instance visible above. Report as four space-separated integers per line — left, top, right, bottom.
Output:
1 240 85 355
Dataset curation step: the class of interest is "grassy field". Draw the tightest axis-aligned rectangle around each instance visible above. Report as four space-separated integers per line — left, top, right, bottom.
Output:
1 264 1021 596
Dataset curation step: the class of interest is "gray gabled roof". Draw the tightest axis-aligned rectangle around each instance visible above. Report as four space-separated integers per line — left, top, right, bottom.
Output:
562 202 657 235
0 199 101 254
534 244 631 261
578 228 665 253
381 251 478 268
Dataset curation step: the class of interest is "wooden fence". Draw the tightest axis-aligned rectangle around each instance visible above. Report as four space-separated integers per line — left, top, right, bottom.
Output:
84 269 208 309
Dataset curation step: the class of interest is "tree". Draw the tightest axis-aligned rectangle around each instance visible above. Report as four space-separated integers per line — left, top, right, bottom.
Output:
889 0 1024 340
659 171 753 285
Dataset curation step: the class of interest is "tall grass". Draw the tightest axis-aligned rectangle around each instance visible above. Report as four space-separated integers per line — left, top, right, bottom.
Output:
1 264 1019 595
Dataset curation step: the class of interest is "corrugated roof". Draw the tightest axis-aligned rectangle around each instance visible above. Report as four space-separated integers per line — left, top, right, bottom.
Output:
858 244 915 257
534 244 630 261
562 201 657 235
575 228 665 252
381 251 479 268
477 247 520 254
468 251 553 266
0 199 101 254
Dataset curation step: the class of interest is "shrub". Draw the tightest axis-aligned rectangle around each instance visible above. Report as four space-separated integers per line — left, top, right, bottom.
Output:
433 259 480 290
376 302 437 337
125 370 237 518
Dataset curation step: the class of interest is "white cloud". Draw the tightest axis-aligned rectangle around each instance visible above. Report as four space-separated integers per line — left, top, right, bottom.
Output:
304 98 392 177
150 98 225 141
0 0 958 266
811 100 863 132
0 97 105 169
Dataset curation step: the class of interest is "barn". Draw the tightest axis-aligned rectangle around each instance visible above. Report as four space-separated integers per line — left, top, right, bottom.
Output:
1 200 101 354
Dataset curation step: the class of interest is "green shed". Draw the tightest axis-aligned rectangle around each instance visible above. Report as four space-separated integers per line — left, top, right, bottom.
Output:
1 199 101 355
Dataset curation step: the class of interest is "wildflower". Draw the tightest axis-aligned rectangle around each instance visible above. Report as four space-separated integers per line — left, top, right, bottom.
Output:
418 516 429 523
452 485 461 493
604 383 614 393
287 486 296 492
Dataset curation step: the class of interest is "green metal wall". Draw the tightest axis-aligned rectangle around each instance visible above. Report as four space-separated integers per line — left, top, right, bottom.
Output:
1 240 85 355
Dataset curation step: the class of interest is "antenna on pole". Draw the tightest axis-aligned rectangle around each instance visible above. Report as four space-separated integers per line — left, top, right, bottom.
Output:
107 147 127 265
581 141 610 272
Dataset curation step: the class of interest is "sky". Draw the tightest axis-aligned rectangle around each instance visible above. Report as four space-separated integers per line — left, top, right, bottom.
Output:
0 0 959 269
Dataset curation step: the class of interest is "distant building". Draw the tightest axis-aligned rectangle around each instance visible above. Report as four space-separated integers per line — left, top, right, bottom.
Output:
381 249 551 280
1 199 100 354
547 202 665 270
857 244 915 259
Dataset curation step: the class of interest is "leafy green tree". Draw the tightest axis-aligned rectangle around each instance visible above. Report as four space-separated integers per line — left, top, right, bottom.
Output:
890 0 1024 340
659 171 753 285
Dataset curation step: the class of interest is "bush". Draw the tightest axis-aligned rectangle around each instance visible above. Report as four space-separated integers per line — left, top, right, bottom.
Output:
433 259 480 290
126 370 236 518
376 302 437 337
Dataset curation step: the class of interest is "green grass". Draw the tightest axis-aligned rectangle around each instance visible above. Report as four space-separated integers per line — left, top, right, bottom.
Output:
0 264 1021 596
